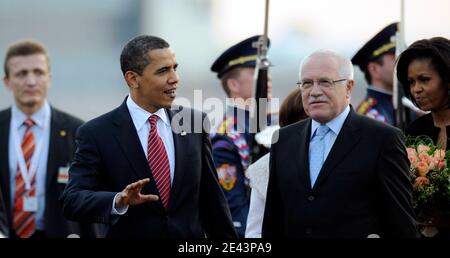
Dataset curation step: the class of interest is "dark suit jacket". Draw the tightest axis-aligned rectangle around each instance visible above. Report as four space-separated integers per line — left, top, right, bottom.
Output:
0 187 7 237
262 109 418 238
0 106 99 238
60 99 237 238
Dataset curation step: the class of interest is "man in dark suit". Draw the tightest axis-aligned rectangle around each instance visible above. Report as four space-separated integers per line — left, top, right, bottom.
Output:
60 35 237 238
0 40 100 238
262 49 418 238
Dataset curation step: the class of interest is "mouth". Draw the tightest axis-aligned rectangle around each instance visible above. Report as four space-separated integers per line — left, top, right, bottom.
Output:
164 88 177 98
414 96 426 104
309 101 327 106
24 90 38 95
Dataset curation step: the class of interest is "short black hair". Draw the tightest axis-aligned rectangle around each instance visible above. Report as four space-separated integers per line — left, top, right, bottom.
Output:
396 37 450 107
120 35 170 75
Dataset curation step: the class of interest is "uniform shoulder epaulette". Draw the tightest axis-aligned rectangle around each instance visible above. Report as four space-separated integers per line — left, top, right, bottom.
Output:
216 116 233 134
357 97 377 115
212 116 250 169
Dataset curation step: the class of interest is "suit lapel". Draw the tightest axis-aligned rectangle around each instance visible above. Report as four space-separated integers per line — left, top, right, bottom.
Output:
166 107 188 211
0 109 12 222
312 110 361 191
296 119 313 191
46 108 62 189
112 100 162 204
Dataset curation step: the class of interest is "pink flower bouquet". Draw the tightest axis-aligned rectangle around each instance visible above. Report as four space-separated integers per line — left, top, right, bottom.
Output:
406 135 450 236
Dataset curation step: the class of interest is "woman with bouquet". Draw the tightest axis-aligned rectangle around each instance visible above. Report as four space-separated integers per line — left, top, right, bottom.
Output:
396 37 450 237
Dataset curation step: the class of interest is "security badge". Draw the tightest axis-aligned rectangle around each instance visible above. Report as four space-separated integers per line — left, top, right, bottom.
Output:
23 195 38 212
57 165 70 184
57 132 69 184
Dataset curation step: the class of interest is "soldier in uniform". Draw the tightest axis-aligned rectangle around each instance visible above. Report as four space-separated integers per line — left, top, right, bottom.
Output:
352 22 400 125
210 35 274 237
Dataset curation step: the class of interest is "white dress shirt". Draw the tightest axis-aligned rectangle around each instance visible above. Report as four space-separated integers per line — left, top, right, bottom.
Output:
9 101 51 231
111 95 175 214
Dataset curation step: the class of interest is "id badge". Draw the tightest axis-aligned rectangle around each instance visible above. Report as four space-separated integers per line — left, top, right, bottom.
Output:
57 166 70 184
23 196 38 212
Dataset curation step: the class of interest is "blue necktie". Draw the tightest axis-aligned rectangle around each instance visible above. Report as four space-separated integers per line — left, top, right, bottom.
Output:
309 125 330 187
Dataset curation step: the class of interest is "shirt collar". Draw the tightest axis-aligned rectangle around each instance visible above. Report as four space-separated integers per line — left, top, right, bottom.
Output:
311 105 350 139
367 85 393 96
11 100 50 129
126 95 170 131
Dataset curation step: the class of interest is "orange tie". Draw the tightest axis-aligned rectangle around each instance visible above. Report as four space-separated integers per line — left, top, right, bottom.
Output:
13 118 36 238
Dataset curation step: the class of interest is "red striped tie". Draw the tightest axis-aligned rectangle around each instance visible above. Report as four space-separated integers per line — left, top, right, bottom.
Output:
147 115 171 210
13 118 36 238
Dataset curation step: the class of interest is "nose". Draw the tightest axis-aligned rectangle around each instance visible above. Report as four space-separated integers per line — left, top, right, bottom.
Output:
309 83 323 96
25 74 37 87
410 83 423 95
168 69 179 85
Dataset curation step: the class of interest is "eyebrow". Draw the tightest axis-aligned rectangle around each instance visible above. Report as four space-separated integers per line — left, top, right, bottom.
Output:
408 73 431 79
14 67 45 75
301 77 332 81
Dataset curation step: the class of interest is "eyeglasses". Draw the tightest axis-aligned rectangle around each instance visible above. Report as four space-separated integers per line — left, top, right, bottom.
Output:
296 78 348 90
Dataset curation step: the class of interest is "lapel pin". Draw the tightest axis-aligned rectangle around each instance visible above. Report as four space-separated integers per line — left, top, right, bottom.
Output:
60 130 67 137
181 131 187 136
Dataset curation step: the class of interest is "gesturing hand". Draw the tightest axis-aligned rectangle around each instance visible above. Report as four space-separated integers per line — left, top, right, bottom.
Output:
115 178 159 209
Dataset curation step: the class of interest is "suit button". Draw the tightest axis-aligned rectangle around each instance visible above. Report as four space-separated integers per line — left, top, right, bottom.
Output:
308 195 315 201
305 228 312 234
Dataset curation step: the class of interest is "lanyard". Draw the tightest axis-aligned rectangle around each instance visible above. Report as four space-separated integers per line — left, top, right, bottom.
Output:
11 111 49 191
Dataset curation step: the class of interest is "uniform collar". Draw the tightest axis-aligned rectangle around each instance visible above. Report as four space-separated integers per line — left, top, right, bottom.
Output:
367 85 392 96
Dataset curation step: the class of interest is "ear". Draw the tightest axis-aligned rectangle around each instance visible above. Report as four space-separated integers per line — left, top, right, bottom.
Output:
124 71 140 89
227 78 240 96
346 79 355 97
3 76 11 90
367 62 381 79
48 73 52 89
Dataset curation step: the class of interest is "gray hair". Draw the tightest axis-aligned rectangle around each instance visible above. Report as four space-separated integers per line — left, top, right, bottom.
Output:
299 49 354 80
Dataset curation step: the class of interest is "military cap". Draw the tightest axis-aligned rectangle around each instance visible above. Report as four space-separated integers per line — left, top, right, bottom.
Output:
211 35 270 78
352 22 398 70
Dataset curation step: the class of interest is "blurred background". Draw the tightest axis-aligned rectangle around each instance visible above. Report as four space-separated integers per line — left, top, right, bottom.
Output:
1 0 449 121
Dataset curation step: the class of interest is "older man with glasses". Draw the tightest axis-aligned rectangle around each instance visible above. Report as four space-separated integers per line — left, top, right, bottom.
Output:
262 49 418 238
